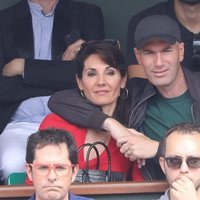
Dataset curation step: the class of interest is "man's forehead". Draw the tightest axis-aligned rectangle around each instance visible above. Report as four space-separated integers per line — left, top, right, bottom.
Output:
165 132 200 155
141 39 174 49
34 143 69 160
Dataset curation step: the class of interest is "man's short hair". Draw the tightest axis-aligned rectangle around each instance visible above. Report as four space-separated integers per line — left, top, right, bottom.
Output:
26 128 78 165
157 122 200 158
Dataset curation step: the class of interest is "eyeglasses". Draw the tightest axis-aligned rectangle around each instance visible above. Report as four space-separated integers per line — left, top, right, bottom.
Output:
81 39 120 49
193 33 200 56
164 156 200 169
28 163 74 177
192 33 200 68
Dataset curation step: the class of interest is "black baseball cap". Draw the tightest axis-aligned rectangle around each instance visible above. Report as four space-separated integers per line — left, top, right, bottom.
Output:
135 15 181 49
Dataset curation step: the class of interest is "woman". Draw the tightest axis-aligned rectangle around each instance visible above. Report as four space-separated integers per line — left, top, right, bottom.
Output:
40 41 143 181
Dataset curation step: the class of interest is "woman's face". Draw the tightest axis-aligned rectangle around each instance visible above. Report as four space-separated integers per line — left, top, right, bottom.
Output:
76 54 126 109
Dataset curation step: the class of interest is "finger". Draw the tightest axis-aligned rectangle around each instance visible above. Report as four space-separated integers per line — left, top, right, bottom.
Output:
120 143 131 154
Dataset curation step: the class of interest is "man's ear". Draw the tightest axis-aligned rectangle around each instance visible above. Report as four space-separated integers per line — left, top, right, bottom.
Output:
71 164 79 182
25 163 33 181
159 157 166 175
134 48 142 65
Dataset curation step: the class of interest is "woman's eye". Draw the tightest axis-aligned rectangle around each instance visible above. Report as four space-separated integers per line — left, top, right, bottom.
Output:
106 70 115 76
87 72 96 76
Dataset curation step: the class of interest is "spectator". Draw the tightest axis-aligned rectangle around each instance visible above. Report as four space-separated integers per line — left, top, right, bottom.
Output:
127 0 200 78
47 15 200 180
40 41 143 181
26 128 93 200
0 0 104 182
157 123 200 200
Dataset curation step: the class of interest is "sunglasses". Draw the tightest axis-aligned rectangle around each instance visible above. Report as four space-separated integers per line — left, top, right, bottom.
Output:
164 156 200 169
81 39 120 49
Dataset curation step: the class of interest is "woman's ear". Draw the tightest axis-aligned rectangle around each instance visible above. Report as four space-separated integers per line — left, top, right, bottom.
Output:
121 73 127 88
76 75 83 91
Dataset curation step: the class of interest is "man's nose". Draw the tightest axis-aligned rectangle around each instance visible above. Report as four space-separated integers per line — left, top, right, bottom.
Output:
47 168 57 181
180 160 189 174
155 53 163 67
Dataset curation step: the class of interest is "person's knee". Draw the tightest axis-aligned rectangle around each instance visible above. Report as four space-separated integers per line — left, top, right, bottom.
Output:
0 147 26 180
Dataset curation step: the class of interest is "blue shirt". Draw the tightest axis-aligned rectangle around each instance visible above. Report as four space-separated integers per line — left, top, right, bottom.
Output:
28 192 94 200
28 0 57 60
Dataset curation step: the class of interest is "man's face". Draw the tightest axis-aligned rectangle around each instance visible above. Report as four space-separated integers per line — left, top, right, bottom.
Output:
134 39 184 91
160 132 200 189
26 144 78 200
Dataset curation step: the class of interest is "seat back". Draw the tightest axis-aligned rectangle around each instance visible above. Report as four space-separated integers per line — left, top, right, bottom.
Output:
7 172 26 185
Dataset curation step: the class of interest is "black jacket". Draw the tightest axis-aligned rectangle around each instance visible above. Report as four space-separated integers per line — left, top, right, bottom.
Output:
0 0 104 134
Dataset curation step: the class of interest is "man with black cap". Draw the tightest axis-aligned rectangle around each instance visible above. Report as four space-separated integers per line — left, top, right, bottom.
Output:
47 15 200 180
127 0 200 78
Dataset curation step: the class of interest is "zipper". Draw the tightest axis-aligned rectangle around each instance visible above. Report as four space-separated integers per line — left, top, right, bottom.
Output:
128 92 156 127
191 104 196 123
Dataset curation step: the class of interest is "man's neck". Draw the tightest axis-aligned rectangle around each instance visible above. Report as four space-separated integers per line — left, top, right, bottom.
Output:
30 0 58 14
174 0 200 33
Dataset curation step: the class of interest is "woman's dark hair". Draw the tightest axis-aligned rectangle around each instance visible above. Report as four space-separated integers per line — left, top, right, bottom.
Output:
75 40 127 124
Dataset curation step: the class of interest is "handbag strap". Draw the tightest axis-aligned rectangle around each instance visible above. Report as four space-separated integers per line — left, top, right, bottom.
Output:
86 141 111 181
78 143 100 169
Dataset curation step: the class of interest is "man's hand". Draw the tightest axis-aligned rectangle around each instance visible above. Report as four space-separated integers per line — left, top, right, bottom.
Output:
2 58 25 76
117 133 159 161
62 39 85 61
170 176 198 200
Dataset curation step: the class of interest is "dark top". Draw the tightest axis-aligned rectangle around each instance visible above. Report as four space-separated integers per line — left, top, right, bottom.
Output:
126 0 199 71
0 0 104 134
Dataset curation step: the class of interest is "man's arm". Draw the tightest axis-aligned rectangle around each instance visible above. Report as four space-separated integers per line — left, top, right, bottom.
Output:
1 2 104 90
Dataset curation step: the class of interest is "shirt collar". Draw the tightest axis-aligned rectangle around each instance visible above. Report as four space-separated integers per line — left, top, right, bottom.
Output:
28 0 58 17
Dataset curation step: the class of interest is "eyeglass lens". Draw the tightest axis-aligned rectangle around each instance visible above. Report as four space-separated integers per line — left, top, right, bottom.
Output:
165 156 200 169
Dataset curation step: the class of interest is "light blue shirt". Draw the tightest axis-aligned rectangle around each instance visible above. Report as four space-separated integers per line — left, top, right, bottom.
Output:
28 0 57 60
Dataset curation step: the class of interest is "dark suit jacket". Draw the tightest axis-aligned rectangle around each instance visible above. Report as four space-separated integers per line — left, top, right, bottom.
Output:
0 0 104 133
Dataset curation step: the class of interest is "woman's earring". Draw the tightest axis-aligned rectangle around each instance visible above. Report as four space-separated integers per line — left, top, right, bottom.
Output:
80 90 85 99
120 87 128 100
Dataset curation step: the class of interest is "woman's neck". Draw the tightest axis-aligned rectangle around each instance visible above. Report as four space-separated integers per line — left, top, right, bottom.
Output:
101 101 117 117
174 1 200 33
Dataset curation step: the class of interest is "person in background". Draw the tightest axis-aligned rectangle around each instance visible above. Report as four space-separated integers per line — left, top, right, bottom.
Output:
26 128 93 200
127 0 200 78
47 15 200 180
0 0 104 182
40 41 143 182
157 123 200 200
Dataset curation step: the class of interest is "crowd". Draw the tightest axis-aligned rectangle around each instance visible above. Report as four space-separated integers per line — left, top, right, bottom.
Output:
0 0 199 200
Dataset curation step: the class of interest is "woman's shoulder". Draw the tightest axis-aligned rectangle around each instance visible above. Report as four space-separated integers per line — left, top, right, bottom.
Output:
40 113 85 134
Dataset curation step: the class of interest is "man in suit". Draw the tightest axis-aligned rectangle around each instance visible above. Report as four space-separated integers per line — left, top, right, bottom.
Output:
0 0 104 182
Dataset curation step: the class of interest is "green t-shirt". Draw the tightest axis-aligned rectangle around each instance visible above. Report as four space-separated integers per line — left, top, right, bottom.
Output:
142 91 193 141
